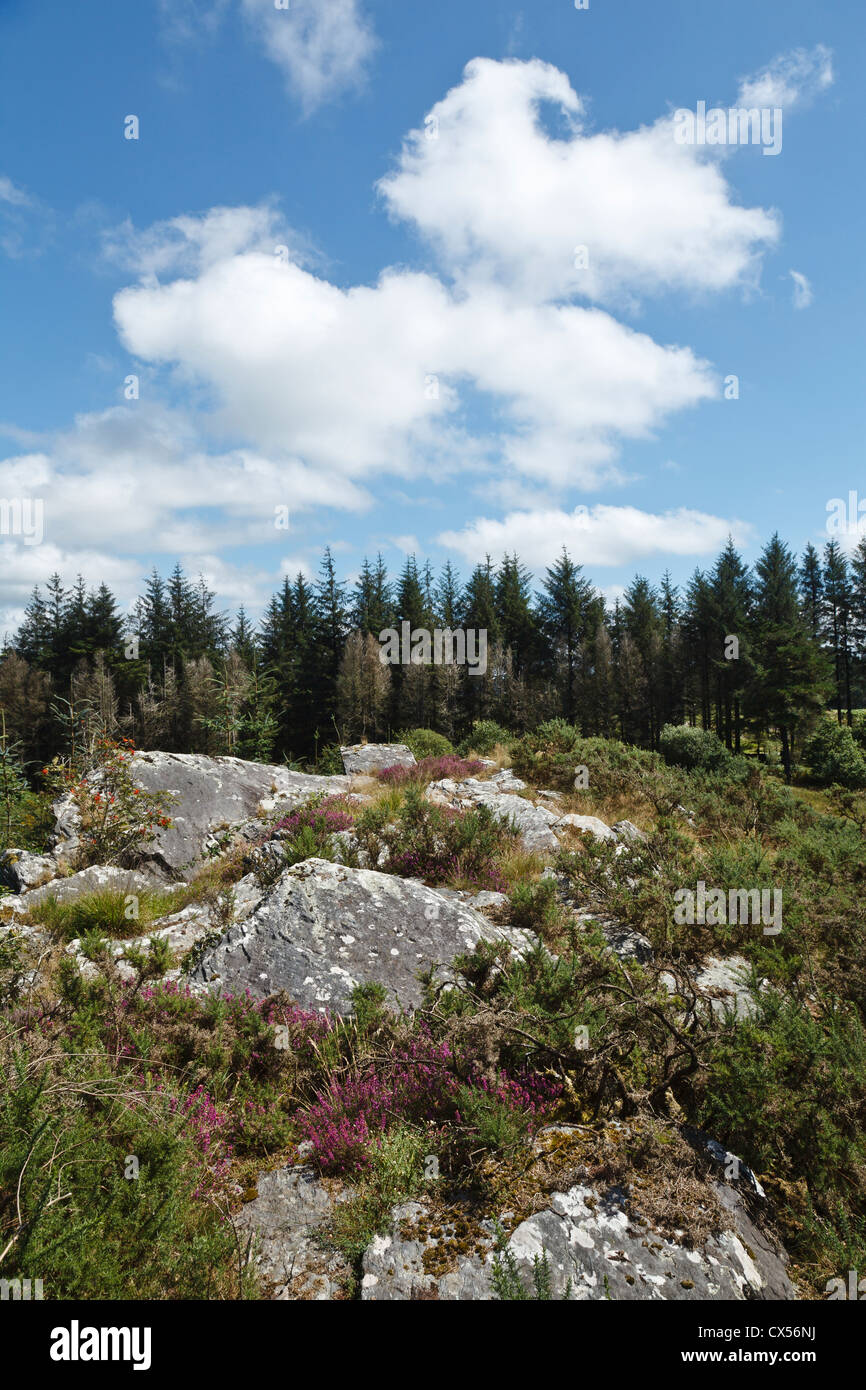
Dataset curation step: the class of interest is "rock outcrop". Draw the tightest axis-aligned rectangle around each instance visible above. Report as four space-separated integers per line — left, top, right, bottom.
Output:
236 1165 352 1300
340 744 415 775
426 777 562 853
360 1125 795 1302
191 858 536 1012
49 752 351 877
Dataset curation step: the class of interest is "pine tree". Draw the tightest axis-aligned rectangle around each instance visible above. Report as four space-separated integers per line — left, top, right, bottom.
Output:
537 548 602 725
709 540 753 751
750 535 831 781
822 540 854 726
798 543 824 641
495 554 538 678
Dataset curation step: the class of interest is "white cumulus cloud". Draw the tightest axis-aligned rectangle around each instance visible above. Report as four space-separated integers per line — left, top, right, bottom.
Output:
438 504 753 570
379 58 780 305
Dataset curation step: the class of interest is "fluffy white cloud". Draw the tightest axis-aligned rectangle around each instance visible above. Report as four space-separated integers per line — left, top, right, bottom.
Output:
736 45 834 111
789 269 813 310
438 504 753 570
113 229 716 490
379 58 780 305
239 0 378 111
0 406 371 556
101 204 299 281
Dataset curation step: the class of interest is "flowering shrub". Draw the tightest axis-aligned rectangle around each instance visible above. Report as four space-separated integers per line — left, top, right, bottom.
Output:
299 1031 561 1175
42 736 175 869
377 755 485 786
270 794 357 840
356 786 517 891
249 794 359 880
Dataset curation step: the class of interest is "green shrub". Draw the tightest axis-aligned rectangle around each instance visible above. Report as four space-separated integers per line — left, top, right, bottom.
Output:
398 728 455 760
659 724 731 772
508 878 564 941
511 730 659 795
803 720 866 789
0 1043 249 1299
354 785 519 891
457 720 512 757
314 742 345 775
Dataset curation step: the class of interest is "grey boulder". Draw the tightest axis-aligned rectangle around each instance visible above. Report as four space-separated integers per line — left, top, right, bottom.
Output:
236 1165 352 1300
340 743 416 775
51 752 351 877
191 858 536 1013
426 778 561 853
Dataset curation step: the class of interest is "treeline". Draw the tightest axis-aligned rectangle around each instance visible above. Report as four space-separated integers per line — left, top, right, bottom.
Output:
2 535 866 780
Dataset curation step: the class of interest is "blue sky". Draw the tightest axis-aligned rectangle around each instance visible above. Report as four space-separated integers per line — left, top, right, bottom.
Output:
0 0 862 632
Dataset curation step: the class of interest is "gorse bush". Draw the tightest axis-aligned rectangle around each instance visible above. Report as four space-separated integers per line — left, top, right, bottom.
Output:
457 720 512 757
511 730 659 797
802 720 866 788
659 723 732 772
398 728 455 760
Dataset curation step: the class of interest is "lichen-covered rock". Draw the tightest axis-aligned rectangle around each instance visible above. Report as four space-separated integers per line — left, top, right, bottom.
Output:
426 778 561 853
235 1165 352 1300
340 743 416 775
65 874 262 984
21 864 166 908
191 858 536 1012
691 954 764 1021
0 849 59 893
555 814 617 843
612 820 649 845
361 1126 795 1302
51 752 351 877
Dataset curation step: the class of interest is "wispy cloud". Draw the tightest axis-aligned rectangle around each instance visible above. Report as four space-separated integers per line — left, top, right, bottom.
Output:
736 44 834 111
789 269 813 310
239 0 378 112
0 173 53 259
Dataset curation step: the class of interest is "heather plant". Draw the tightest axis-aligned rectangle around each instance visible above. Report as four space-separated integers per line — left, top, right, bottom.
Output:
42 736 175 870
376 755 484 787
355 785 519 891
250 794 359 881
326 1122 431 1267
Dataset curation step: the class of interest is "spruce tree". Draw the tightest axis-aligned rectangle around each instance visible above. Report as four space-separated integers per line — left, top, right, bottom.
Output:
750 535 831 781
